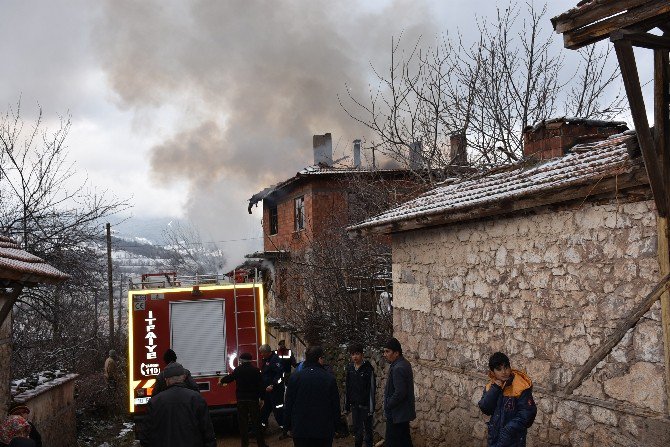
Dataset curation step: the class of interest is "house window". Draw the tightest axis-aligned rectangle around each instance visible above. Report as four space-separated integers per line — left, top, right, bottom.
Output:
294 196 305 231
269 206 278 235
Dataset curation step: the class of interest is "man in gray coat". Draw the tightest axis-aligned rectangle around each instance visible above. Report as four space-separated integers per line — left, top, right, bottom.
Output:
383 338 415 447
140 362 216 447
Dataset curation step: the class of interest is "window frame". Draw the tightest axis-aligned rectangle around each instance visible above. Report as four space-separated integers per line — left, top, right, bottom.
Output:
269 205 278 235
294 196 305 231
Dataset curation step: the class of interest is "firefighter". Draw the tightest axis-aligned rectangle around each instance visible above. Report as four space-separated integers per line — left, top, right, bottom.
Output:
259 344 288 439
275 340 297 379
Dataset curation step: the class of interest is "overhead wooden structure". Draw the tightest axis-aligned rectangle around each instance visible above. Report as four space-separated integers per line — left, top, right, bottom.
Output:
0 235 69 326
553 0 670 414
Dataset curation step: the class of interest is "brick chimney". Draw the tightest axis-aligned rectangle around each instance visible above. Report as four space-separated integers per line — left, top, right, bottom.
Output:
353 139 361 168
523 118 628 160
409 141 423 169
449 132 467 165
313 133 333 166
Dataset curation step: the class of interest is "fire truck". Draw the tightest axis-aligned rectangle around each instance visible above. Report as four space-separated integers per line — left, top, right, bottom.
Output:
127 272 265 418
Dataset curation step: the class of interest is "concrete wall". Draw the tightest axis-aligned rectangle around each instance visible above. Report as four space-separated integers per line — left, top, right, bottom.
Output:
391 199 669 446
13 374 78 447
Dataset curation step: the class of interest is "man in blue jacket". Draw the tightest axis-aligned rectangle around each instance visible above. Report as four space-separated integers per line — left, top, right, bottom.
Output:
284 346 340 447
259 344 287 438
478 352 537 447
383 338 415 447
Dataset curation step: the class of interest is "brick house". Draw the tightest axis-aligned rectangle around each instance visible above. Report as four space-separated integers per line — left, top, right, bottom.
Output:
349 119 670 446
248 133 472 353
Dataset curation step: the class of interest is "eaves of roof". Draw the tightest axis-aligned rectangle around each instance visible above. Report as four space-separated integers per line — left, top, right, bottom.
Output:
0 236 70 286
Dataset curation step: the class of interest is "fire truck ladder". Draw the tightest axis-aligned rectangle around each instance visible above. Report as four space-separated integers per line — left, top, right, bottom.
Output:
232 273 260 368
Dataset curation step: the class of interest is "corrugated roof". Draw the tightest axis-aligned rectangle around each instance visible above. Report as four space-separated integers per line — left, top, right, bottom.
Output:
0 236 70 285
348 132 645 234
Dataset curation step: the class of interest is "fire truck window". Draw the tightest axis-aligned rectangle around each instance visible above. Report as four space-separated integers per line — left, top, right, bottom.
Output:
294 196 305 231
269 206 278 235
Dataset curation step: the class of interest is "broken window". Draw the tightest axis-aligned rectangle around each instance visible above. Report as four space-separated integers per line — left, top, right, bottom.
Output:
294 196 305 231
269 206 278 235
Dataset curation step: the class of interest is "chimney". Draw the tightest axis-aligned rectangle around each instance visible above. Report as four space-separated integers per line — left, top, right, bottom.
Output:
353 139 361 168
523 118 628 160
313 133 333 166
449 132 467 165
408 141 423 169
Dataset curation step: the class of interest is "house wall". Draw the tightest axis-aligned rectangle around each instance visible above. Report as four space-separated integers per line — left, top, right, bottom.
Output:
391 199 669 446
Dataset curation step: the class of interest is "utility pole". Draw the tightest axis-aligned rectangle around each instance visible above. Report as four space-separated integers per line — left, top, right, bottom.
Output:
118 274 124 336
106 223 114 348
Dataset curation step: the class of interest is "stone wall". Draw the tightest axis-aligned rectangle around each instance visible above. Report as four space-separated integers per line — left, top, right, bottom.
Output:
391 199 669 446
13 374 78 447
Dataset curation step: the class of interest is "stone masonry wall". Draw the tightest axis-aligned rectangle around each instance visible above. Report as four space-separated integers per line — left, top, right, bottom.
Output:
391 199 669 446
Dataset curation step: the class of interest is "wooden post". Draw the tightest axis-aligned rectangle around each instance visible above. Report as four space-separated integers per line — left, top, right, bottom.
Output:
613 38 668 216
106 223 114 348
655 44 670 415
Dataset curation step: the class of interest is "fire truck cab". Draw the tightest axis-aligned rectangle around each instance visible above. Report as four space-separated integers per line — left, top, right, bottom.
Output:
127 272 265 419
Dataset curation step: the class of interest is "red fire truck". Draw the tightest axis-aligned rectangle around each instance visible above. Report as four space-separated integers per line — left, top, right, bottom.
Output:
127 272 265 417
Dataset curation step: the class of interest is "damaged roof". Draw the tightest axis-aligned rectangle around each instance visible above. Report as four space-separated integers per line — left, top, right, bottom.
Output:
0 236 70 286
247 164 472 213
348 132 647 236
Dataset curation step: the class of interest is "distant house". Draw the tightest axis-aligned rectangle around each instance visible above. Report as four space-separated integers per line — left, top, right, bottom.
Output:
349 119 670 446
248 133 472 352
0 235 69 414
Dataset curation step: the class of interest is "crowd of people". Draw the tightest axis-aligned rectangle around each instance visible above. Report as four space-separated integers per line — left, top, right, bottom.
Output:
134 339 536 447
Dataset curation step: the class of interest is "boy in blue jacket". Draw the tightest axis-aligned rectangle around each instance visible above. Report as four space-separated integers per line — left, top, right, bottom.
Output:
478 352 537 447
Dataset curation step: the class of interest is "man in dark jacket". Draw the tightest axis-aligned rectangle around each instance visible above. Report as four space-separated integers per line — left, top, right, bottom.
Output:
383 337 415 447
140 363 216 447
259 344 287 438
219 352 268 447
153 348 200 395
344 343 375 447
284 346 340 447
478 352 537 447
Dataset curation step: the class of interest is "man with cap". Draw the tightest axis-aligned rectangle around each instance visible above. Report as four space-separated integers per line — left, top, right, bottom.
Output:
258 343 288 438
153 348 199 396
103 349 118 389
383 337 416 447
219 352 268 447
5 403 41 447
140 362 216 447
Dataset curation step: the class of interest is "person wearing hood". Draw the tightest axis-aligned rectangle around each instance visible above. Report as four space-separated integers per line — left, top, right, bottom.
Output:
478 352 537 447
344 343 375 447
153 348 199 396
6 403 40 447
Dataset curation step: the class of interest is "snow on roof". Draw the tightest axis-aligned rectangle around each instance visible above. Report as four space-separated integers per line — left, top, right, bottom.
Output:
348 132 643 234
0 236 70 285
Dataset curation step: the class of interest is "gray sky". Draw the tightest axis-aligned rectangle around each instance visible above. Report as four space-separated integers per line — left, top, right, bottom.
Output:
1 0 649 267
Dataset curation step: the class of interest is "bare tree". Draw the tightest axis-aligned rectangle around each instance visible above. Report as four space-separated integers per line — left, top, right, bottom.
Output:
0 101 130 377
160 221 226 275
341 1 625 177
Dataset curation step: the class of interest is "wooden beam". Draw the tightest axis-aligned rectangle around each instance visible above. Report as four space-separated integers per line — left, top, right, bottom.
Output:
563 1 670 50
656 48 670 214
564 273 670 395
0 286 22 328
658 218 670 415
614 39 668 216
552 0 650 34
611 30 670 49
